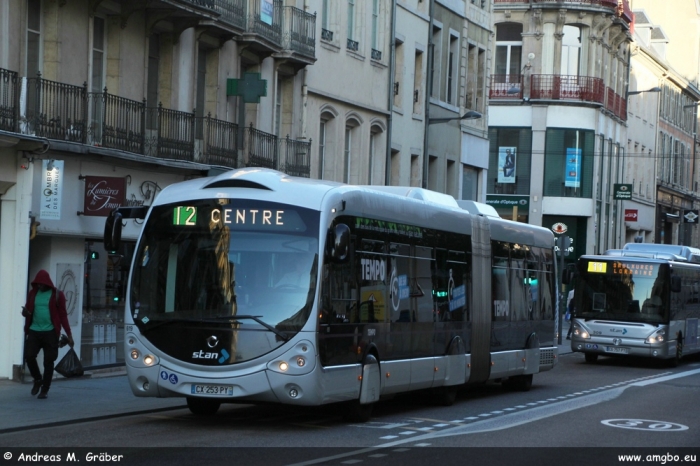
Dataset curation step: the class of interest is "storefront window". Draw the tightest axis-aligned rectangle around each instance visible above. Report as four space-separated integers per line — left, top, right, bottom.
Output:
543 128 594 198
487 127 532 196
81 241 134 368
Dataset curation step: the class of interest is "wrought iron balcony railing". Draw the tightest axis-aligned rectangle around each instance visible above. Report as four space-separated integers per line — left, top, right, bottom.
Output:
209 0 246 30
1 67 313 177
489 73 626 120
347 39 359 52
282 6 316 59
0 68 19 132
321 28 333 42
247 0 283 47
371 49 382 61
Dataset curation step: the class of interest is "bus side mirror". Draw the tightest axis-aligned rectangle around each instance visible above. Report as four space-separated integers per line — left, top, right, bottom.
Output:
329 223 350 262
671 275 682 293
104 210 123 252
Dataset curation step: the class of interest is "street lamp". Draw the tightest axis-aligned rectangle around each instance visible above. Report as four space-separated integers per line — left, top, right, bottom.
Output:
626 86 661 98
428 110 483 125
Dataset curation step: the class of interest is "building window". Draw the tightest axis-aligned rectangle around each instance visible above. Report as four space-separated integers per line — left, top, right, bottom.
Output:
195 46 207 139
413 49 423 114
347 0 355 42
488 127 532 196
318 120 326 179
82 241 135 369
431 24 442 98
447 34 458 105
495 23 522 85
394 39 404 108
26 0 41 78
561 25 581 76
462 166 478 201
90 17 106 144
371 0 379 51
543 129 595 198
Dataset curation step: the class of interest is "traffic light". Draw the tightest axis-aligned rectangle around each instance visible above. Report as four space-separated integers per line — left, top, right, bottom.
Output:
90 250 100 260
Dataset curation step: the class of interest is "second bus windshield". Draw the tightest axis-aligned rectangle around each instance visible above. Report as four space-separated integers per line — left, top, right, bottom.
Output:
576 259 669 324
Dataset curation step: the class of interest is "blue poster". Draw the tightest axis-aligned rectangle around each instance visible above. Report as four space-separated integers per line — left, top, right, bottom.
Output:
261 0 273 25
564 148 581 188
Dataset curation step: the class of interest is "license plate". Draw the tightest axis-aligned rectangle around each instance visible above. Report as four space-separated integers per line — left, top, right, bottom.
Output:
605 346 629 354
190 384 234 396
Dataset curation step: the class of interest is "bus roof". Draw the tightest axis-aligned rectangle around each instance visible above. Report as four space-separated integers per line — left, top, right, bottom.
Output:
148 168 552 248
619 243 700 263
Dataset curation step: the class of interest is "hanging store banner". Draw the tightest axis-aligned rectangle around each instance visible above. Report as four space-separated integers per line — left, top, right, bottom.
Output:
261 0 273 25
564 148 581 188
40 159 64 220
684 210 699 223
497 147 517 184
83 176 127 217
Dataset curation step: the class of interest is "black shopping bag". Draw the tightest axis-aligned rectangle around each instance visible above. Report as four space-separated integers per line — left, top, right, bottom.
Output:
55 348 84 378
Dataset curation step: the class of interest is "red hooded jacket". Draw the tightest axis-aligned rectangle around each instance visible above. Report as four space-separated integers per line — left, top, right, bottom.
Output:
22 269 72 338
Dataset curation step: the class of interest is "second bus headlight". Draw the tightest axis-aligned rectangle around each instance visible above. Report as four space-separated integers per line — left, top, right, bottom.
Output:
645 329 665 344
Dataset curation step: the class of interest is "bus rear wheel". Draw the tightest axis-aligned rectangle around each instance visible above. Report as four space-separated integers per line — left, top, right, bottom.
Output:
584 353 598 363
186 397 221 416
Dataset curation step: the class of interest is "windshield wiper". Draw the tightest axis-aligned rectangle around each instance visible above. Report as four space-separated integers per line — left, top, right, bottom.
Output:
212 315 290 341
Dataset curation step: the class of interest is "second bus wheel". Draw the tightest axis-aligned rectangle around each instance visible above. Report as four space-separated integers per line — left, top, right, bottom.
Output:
186 397 221 416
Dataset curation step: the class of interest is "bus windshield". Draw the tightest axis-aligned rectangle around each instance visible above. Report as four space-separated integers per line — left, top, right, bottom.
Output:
575 259 669 324
130 199 320 355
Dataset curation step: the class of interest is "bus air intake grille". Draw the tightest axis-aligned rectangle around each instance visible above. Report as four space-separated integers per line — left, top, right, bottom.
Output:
540 347 555 366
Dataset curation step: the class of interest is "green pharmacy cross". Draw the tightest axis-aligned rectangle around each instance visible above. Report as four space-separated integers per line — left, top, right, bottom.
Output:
227 73 268 103
227 73 268 149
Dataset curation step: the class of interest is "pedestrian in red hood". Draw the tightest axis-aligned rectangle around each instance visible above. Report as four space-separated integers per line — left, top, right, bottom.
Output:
21 269 74 399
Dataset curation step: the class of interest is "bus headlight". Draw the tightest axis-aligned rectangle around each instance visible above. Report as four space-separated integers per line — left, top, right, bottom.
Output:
572 323 590 339
130 348 140 360
645 329 665 344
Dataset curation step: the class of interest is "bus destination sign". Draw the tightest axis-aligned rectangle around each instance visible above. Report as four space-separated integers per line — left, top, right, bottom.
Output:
588 260 657 277
173 205 306 231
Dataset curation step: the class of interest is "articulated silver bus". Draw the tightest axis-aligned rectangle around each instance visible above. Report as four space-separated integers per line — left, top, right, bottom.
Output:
571 250 700 365
104 168 558 420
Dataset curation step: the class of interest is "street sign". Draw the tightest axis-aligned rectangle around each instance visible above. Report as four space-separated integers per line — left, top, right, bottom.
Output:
624 209 638 221
614 184 633 200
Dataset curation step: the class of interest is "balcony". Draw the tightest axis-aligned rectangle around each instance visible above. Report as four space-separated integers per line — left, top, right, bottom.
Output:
489 73 626 120
197 0 247 38
530 75 605 103
246 124 311 177
1 67 311 176
276 6 316 68
0 68 19 132
240 0 284 56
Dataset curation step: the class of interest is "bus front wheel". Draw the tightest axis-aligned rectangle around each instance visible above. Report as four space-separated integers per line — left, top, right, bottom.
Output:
186 397 221 416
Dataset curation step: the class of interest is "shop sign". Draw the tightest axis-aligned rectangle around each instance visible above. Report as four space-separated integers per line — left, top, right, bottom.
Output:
624 209 638 221
614 184 632 200
684 210 699 224
486 195 529 208
83 176 126 217
552 222 568 234
40 159 64 220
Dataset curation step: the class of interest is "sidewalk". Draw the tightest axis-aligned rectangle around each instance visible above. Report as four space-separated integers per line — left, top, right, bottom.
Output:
0 332 574 433
0 368 185 434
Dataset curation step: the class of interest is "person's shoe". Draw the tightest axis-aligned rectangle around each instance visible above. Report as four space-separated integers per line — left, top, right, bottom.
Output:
31 380 43 396
37 390 48 399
